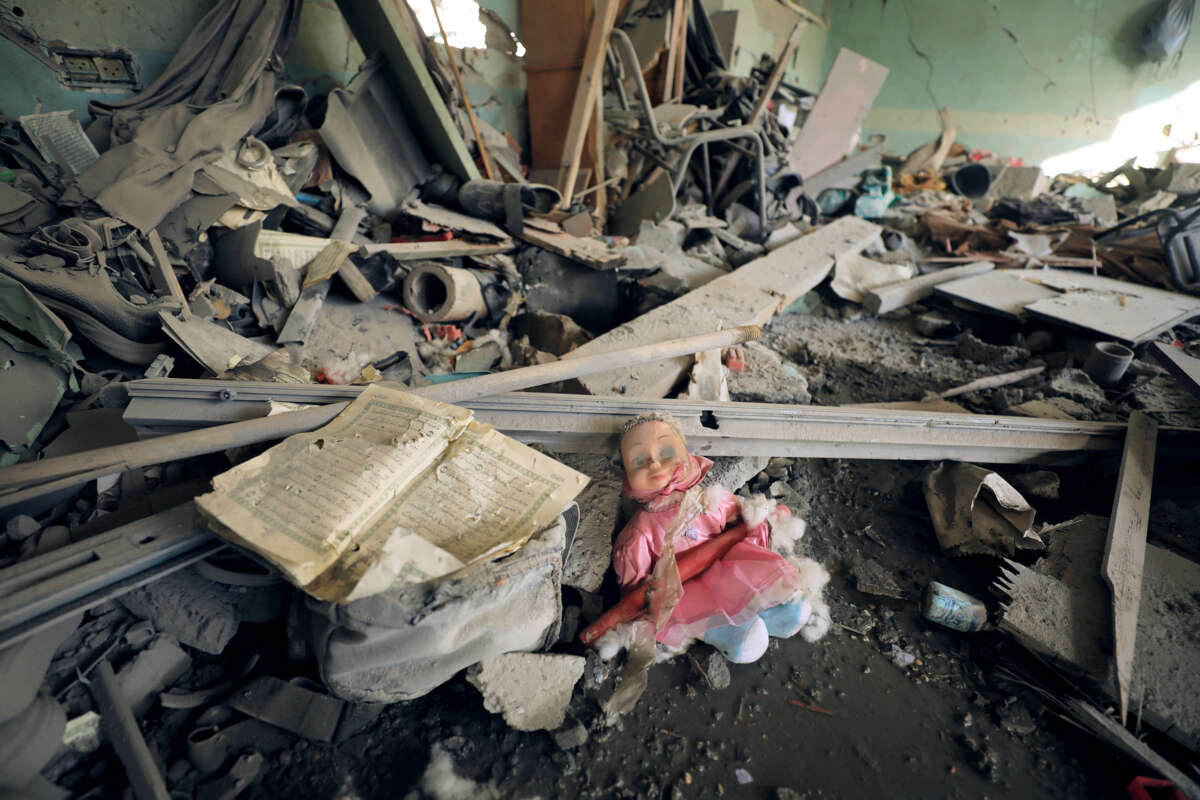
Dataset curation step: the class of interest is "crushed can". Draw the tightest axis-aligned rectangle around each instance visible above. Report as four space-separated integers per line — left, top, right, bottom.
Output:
923 581 987 632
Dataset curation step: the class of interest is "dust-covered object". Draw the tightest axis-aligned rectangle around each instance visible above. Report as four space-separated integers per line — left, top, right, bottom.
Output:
197 385 588 603
466 653 585 731
830 252 915 304
303 514 568 702
923 462 1042 557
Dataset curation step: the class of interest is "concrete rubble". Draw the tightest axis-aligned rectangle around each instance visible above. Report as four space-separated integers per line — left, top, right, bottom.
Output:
466 653 585 732
0 0 1198 797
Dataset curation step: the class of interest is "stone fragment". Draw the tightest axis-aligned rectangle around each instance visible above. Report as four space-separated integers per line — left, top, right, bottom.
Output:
553 720 589 749
703 457 769 493
455 340 502 373
466 653 585 731
118 569 241 655
117 636 191 717
986 166 1049 201
1049 368 1106 406
5 514 40 542
850 557 906 599
555 454 623 593
699 651 731 690
727 341 810 404
955 332 1029 367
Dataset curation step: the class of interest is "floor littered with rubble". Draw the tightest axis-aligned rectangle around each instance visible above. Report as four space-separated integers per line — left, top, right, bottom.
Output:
228 290 1199 800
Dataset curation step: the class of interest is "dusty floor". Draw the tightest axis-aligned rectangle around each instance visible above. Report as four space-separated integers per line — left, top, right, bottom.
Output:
226 297 1200 800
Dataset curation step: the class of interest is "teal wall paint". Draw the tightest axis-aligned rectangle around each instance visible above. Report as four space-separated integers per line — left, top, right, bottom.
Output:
707 0 827 92
823 0 1200 169
0 0 358 125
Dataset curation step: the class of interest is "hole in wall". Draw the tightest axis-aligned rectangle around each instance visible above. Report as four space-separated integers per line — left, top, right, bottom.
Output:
11 6 24 17
700 410 719 430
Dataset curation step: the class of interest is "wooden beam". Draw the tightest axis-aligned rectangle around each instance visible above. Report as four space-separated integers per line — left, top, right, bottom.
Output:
429 0 495 180
555 0 619 206
360 240 514 260
863 261 994 314
1102 410 1157 723
335 0 479 181
146 231 189 318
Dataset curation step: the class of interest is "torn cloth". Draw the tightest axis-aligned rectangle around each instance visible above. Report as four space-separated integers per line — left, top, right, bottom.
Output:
77 79 277 233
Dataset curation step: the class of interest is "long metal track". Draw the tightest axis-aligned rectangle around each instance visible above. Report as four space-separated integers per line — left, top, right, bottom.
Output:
0 503 223 649
121 378 1200 464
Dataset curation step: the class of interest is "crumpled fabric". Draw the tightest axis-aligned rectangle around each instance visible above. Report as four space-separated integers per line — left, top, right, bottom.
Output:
76 0 302 232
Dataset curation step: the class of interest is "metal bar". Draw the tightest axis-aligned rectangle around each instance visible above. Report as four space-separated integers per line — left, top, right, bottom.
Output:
117 380 1200 463
0 503 223 648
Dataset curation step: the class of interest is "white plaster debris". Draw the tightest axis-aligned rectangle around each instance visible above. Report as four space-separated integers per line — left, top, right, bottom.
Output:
466 653 585 731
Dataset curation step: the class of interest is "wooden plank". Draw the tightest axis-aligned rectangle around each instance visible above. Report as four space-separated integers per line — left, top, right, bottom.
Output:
1151 341 1200 400
663 0 686 102
787 48 888 179
1102 410 1157 724
516 225 624 270
555 0 619 205
570 216 883 398
334 0 479 182
337 261 377 303
430 0 494 180
864 261 995 314
360 240 514 261
146 230 189 318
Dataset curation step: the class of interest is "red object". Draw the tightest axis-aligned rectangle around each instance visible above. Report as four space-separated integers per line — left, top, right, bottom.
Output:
724 347 746 373
579 523 750 646
430 324 462 342
1127 777 1186 800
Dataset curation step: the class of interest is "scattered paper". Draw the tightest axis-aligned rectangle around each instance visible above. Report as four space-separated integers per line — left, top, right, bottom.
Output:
197 385 589 603
831 252 916 303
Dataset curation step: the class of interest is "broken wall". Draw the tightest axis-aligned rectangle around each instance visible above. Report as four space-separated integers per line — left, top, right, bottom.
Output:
0 0 360 119
824 0 1200 168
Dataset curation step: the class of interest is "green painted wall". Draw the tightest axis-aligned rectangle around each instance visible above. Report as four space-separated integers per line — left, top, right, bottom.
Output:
0 0 359 124
824 0 1200 171
707 0 827 92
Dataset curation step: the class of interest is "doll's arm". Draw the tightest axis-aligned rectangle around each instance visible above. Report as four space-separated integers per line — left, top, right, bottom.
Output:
612 518 656 590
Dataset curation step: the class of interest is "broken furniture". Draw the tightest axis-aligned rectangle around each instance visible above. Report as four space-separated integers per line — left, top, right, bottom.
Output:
607 28 766 236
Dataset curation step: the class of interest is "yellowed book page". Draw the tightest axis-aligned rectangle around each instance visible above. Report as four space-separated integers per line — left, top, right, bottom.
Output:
195 385 472 587
330 420 590 602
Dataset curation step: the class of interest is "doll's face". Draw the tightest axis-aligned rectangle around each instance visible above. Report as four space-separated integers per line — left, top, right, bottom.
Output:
620 420 689 493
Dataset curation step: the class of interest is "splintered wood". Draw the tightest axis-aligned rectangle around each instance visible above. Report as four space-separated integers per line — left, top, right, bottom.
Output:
1101 410 1157 723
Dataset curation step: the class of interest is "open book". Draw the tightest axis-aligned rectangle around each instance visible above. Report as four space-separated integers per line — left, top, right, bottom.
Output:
196 385 589 603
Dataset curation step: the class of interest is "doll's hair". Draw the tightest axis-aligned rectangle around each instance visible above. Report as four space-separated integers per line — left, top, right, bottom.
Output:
620 412 687 445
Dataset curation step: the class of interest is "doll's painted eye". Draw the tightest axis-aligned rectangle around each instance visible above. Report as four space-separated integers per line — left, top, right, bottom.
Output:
632 455 648 468
660 446 676 460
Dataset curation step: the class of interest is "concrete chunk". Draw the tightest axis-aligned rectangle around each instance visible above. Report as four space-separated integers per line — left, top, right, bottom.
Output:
117 636 191 717
556 454 623 593
986 166 1050 201
467 653 584 731
118 568 240 655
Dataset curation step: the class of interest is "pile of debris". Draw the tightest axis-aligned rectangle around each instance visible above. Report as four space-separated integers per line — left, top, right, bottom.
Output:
2 0 1200 797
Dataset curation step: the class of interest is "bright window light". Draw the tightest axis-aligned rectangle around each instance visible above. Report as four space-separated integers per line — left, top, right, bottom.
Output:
1042 80 1200 177
412 0 488 49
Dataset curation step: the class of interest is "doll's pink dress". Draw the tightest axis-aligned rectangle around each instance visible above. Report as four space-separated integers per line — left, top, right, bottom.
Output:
612 454 803 648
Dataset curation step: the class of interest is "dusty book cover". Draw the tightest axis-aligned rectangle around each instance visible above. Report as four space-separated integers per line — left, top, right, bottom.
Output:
195 385 589 602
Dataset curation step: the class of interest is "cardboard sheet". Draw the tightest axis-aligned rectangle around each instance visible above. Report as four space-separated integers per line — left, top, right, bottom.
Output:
197 385 589 602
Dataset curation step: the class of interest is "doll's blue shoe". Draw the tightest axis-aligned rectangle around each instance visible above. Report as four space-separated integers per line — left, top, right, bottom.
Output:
758 598 812 639
702 616 769 664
